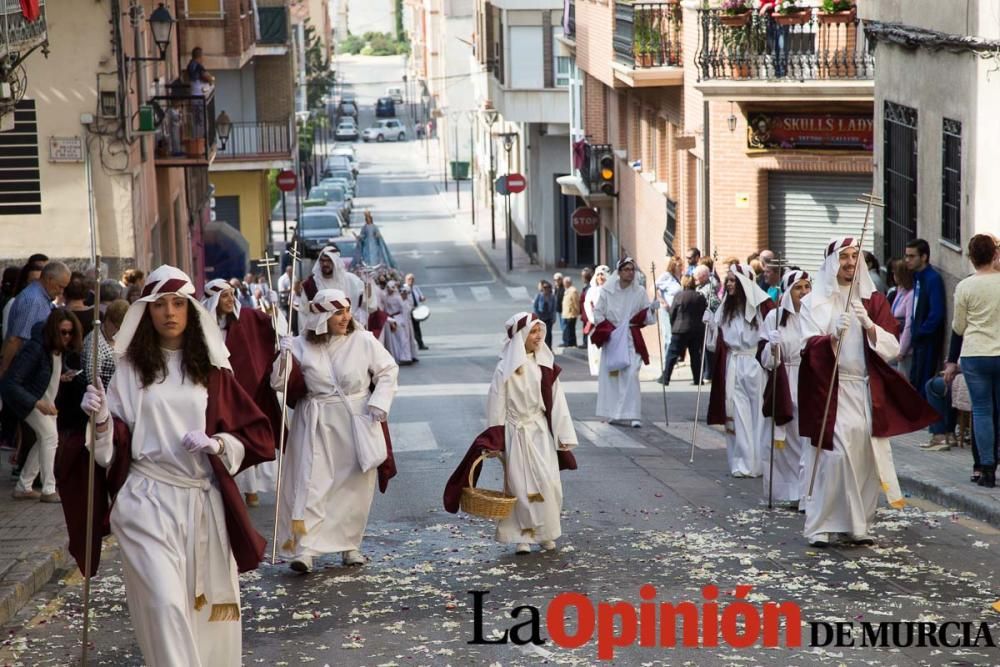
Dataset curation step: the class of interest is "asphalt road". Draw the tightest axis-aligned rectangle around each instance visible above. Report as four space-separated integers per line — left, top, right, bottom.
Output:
5 57 1000 667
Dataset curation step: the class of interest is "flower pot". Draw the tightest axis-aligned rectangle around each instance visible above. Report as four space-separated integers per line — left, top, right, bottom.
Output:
719 11 751 28
818 7 856 24
773 10 811 26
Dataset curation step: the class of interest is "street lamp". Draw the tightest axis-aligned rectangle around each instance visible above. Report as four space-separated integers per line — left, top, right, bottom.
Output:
482 107 499 249
498 131 518 273
128 3 176 62
421 92 431 163
216 111 232 150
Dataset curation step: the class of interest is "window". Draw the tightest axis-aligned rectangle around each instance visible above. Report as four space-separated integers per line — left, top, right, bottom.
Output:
882 101 918 260
941 118 961 246
555 56 571 87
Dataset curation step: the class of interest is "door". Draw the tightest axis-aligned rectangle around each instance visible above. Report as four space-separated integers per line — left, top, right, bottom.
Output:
556 177 595 267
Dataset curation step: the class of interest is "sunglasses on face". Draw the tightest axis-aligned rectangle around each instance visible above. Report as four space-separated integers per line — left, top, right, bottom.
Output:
59 329 74 337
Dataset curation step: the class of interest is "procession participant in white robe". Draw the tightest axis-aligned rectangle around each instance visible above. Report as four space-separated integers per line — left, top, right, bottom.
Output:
443 313 579 553
758 270 812 506
705 263 771 478
383 281 416 365
299 246 365 320
798 237 938 547
272 289 399 573
582 265 610 376
73 265 274 667
591 258 656 427
202 279 281 506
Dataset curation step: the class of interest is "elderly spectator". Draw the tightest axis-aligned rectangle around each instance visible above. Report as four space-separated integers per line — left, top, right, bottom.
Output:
694 264 720 381
1 261 69 375
2 255 47 340
1 309 83 502
99 279 123 307
952 234 1000 486
755 249 775 291
532 280 556 349
81 299 129 389
561 277 580 349
890 259 915 377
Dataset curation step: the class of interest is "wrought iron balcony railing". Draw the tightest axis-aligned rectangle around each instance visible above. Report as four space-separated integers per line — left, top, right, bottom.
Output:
153 87 218 165
0 0 46 58
695 7 874 81
215 119 293 161
614 1 682 69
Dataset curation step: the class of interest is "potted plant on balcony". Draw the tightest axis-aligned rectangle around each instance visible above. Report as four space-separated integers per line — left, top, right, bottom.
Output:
718 0 752 28
633 14 653 67
772 0 811 26
818 0 856 23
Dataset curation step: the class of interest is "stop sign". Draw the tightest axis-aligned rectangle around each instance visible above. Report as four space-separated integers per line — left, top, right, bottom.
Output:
276 169 297 192
506 172 527 194
571 207 600 236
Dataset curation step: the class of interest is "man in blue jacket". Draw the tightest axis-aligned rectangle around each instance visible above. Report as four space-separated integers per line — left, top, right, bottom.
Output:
904 239 946 398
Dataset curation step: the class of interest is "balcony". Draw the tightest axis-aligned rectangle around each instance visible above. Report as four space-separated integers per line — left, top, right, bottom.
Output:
612 1 683 87
212 118 293 170
563 0 575 40
0 0 47 59
178 0 257 69
152 88 218 167
694 7 874 100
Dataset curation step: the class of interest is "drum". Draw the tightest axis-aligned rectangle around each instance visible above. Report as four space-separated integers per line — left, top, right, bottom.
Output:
412 304 431 322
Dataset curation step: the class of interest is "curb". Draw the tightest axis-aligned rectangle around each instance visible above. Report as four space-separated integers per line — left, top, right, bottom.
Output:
896 471 1000 526
0 545 70 627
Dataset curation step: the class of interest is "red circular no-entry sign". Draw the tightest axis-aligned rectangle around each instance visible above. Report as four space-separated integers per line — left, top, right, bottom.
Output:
571 207 600 236
276 169 298 192
506 172 527 194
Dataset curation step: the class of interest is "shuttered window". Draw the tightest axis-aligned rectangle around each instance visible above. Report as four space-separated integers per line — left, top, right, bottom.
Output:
0 100 41 216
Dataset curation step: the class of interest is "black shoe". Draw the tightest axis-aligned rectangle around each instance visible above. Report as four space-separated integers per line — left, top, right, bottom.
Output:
978 468 996 488
418 345 428 350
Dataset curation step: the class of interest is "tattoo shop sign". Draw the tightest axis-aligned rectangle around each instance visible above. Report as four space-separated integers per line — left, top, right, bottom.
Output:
747 113 873 151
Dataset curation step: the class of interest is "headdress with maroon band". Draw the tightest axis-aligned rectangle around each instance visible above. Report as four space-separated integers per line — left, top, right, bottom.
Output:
616 256 635 272
113 265 231 369
306 288 351 335
726 262 772 323
498 311 553 382
812 235 876 304
200 277 241 321
778 269 811 323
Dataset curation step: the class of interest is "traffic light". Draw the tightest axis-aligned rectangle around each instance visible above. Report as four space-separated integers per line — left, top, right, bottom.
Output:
589 144 616 196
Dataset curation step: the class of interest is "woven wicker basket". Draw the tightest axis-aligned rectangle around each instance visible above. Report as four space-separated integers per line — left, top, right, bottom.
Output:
460 453 516 520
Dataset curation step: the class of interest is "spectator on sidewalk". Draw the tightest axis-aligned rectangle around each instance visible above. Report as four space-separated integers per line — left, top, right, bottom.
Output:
865 252 888 295
762 260 782 303
532 280 556 349
663 275 706 385
1 261 69 376
82 299 129 389
890 260 915 377
694 265 720 381
2 255 47 341
579 267 593 349
905 239 947 398
561 277 579 349
64 272 95 333
655 257 683 370
553 273 565 336
118 268 144 293
952 233 1000 487
685 248 701 276
1 308 83 502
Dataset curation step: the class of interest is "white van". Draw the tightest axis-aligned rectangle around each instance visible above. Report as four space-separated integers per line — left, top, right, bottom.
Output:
386 86 404 104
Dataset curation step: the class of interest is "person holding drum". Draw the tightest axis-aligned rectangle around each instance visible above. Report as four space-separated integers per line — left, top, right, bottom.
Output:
404 273 429 350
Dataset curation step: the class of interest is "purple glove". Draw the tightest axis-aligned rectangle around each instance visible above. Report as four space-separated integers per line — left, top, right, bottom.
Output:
181 431 221 456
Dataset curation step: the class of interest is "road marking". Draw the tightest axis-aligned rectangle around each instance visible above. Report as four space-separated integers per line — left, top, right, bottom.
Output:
470 286 492 302
654 421 726 450
434 287 457 303
574 420 646 449
388 422 439 452
506 286 530 300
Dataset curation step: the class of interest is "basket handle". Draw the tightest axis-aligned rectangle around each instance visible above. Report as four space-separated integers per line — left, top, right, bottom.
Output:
469 451 507 491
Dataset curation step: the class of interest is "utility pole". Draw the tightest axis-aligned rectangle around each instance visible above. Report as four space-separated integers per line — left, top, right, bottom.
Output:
483 109 499 249
500 132 517 272
469 111 476 228
454 115 460 209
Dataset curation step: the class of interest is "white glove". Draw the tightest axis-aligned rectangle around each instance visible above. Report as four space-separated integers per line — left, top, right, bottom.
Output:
367 406 387 423
701 310 712 324
766 329 782 346
81 378 110 424
852 302 874 330
279 336 294 354
834 312 851 339
181 431 221 456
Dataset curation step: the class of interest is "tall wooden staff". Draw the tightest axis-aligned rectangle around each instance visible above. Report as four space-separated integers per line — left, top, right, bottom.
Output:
806 193 883 497
271 242 302 563
257 254 281 351
80 133 100 667
650 262 669 427
767 345 781 510
689 249 717 464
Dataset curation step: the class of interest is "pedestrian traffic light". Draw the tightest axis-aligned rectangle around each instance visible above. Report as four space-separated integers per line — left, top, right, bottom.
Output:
589 144 616 197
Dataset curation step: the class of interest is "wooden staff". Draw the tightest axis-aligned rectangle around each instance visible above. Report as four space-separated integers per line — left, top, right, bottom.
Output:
257 254 281 351
650 262 669 428
806 193 883 497
689 249 718 464
271 242 302 564
767 344 781 510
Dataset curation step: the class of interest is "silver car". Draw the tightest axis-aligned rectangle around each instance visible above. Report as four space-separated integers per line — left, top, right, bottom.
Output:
362 119 406 142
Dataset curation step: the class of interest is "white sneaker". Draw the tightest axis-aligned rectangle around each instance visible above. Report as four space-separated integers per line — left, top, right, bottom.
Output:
540 540 557 551
849 534 875 546
342 549 364 566
807 533 830 548
515 543 531 555
290 554 313 573
630 420 641 428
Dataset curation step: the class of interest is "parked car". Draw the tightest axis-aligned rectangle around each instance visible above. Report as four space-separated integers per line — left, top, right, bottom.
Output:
375 96 396 118
334 120 359 141
386 86 404 104
295 209 346 257
308 183 351 218
320 176 355 202
323 154 354 175
363 119 406 143
331 146 359 173
337 100 358 119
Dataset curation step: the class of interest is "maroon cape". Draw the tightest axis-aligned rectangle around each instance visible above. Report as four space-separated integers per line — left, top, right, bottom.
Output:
227 309 283 440
55 368 275 577
590 309 651 365
798 291 939 451
756 339 794 426
443 365 578 513
283 351 397 492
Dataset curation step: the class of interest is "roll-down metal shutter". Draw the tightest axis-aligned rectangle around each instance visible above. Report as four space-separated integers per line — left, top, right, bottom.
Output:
768 172 874 273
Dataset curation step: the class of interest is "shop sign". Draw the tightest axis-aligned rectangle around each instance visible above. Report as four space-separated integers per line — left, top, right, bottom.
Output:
747 113 873 151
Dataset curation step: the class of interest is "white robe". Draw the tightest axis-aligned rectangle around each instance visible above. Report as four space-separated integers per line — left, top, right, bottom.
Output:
707 310 765 477
272 331 398 557
584 285 603 376
759 309 809 503
594 281 654 421
799 285 902 540
487 357 577 543
383 292 416 363
95 353 246 667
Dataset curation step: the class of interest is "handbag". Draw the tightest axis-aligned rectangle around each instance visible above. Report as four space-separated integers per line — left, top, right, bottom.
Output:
325 349 387 473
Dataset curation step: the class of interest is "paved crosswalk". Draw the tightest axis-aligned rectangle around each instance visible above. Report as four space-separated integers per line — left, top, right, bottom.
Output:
419 283 534 305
